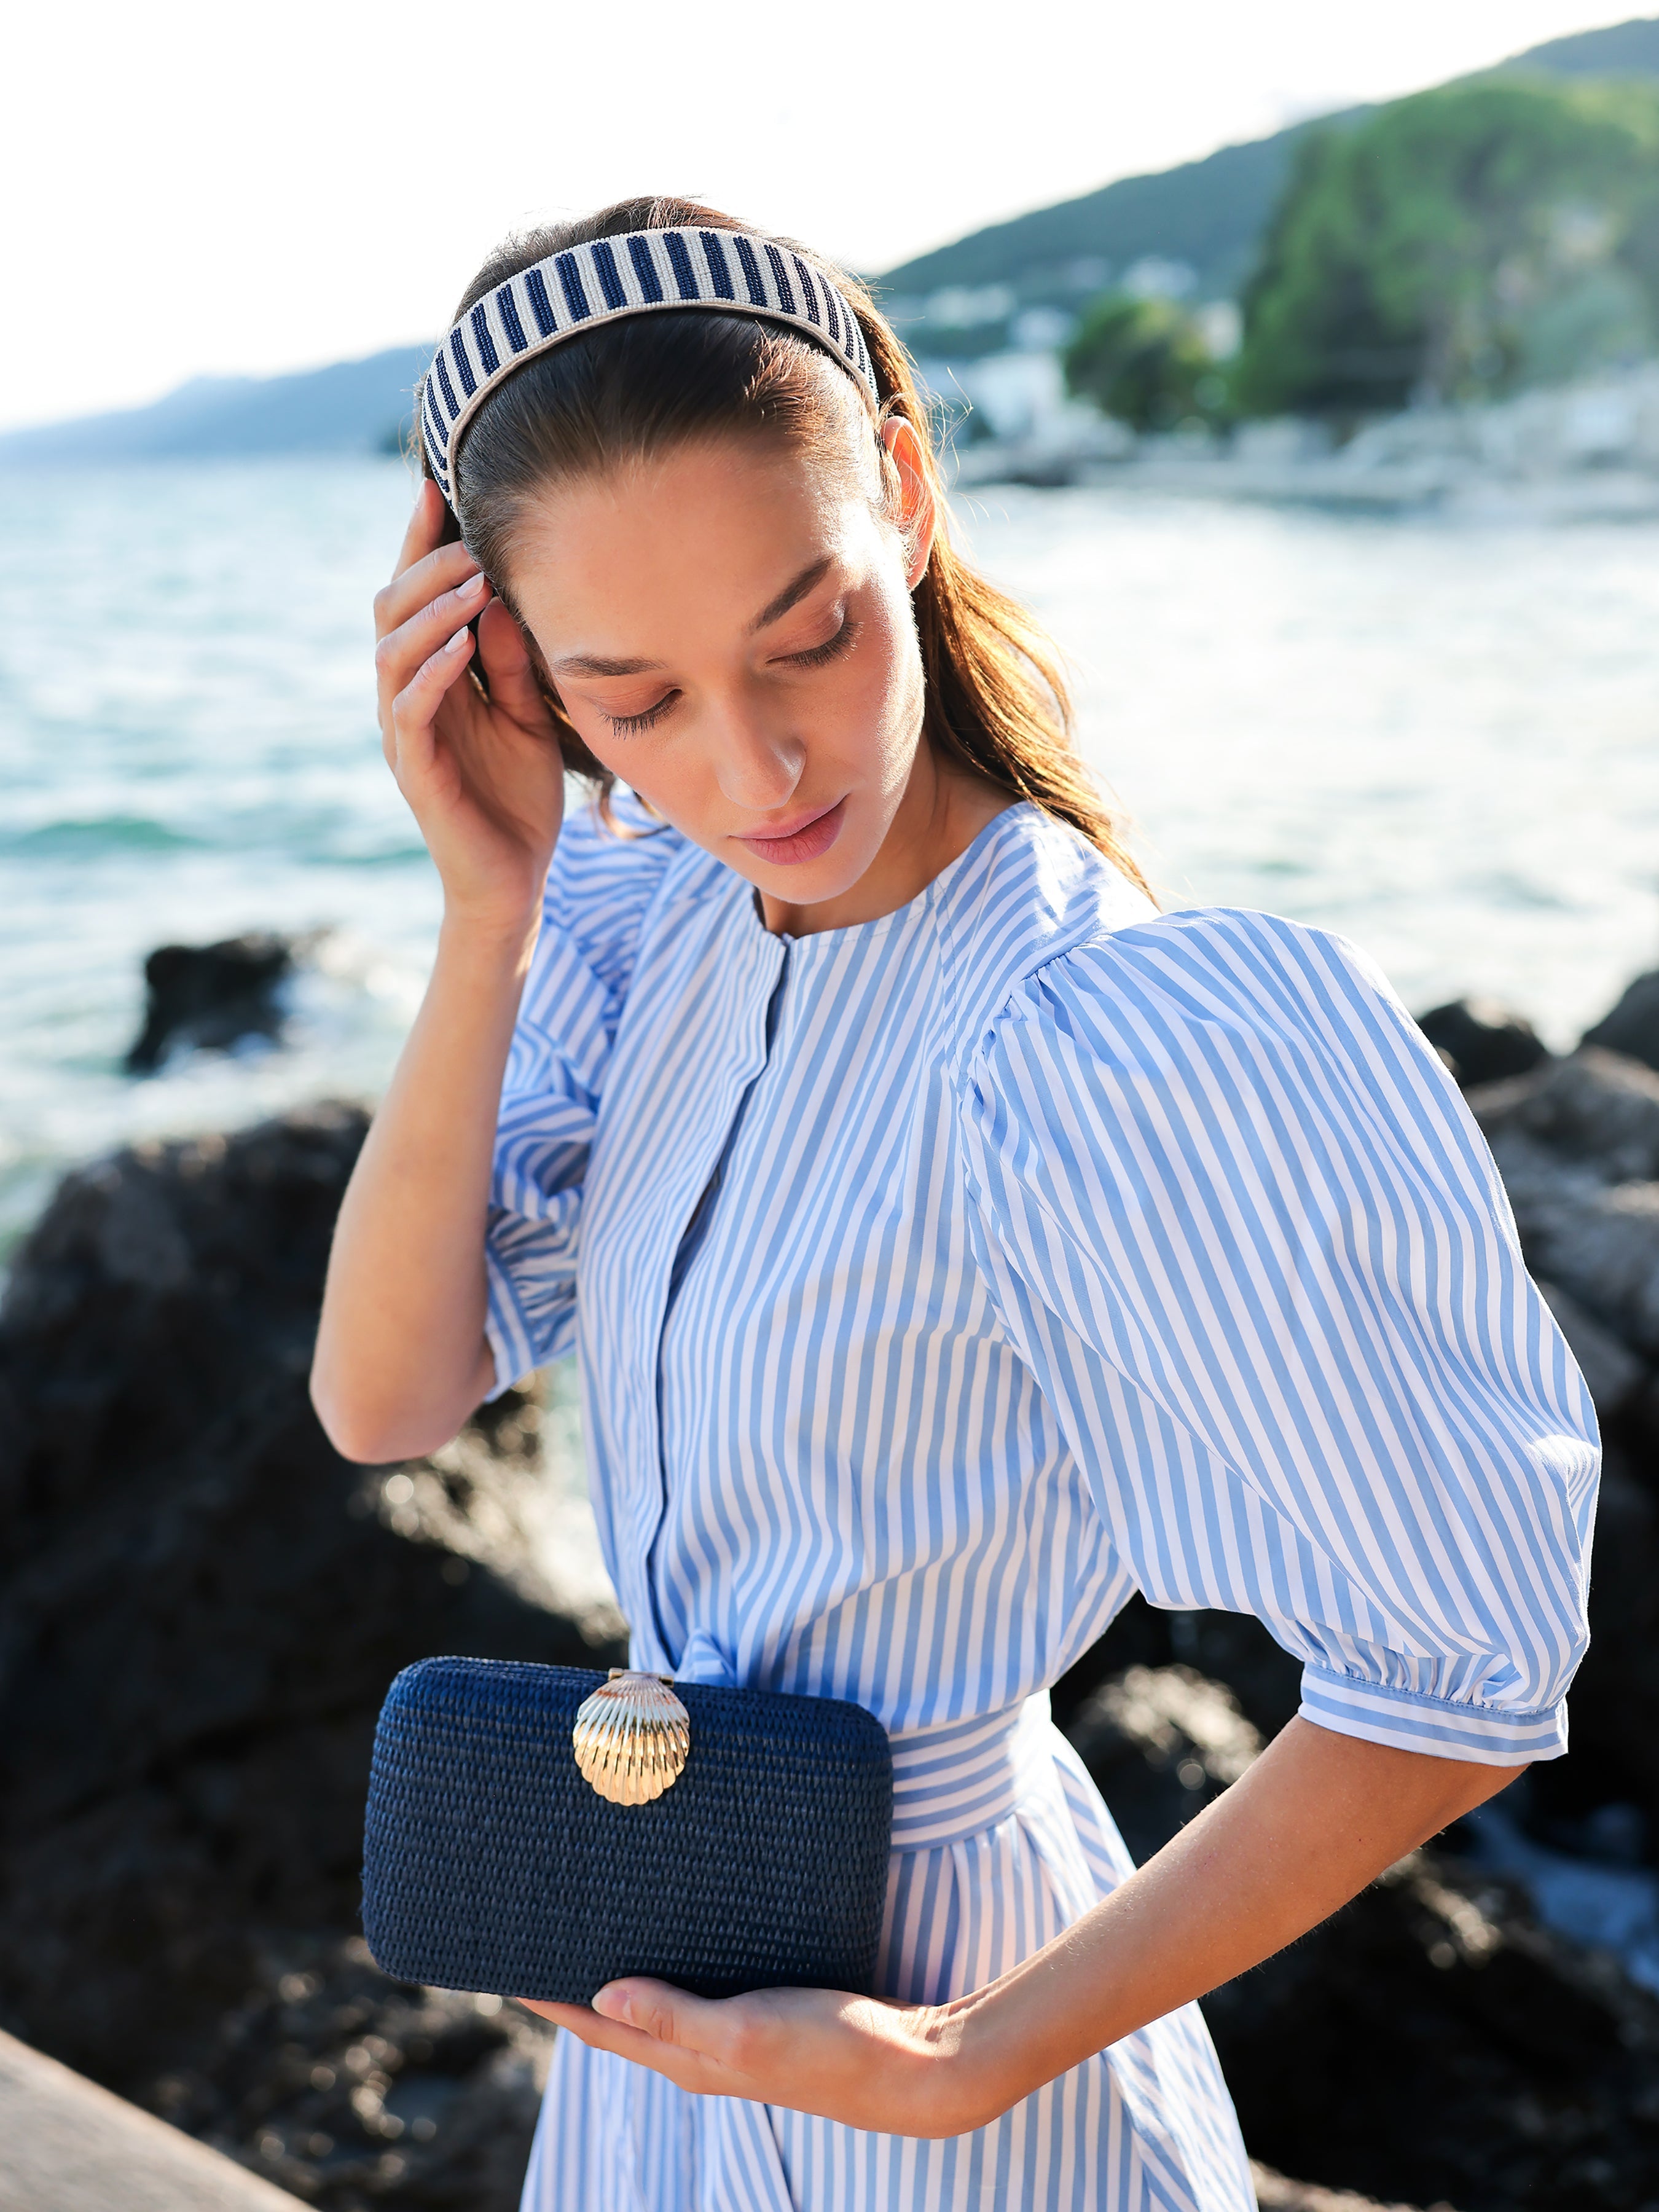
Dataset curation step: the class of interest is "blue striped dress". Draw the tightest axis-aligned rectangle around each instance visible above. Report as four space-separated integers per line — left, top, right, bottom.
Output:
485 795 1598 2212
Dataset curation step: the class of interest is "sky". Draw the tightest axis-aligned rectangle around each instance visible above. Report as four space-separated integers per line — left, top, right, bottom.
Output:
1 0 1647 431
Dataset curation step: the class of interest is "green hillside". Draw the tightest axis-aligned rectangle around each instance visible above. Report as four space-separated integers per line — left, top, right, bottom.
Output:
876 129 1325 310
1502 14 1659 74
1229 76 1659 417
876 15 1659 313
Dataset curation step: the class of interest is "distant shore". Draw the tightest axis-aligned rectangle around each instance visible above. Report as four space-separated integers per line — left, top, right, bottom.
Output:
943 358 1659 519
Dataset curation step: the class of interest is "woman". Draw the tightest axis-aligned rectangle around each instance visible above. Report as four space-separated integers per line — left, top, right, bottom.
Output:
312 197 1598 2211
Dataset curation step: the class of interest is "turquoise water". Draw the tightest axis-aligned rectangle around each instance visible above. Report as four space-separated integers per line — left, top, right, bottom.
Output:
3 455 1658 1252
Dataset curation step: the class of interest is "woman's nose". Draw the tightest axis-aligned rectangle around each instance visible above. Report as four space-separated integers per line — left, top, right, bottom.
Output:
711 705 806 815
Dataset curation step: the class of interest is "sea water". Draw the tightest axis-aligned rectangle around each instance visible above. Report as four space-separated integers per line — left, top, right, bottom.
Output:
2 454 1658 1252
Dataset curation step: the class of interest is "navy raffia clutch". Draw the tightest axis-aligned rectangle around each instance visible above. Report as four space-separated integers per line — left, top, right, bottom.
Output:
361 1658 894 2003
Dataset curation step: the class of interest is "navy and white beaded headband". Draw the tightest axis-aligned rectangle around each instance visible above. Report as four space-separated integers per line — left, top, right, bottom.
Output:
420 227 879 504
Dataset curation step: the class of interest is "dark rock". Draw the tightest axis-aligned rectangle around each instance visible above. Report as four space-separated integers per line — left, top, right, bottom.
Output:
1462 1061 1659 1361
1467 1047 1659 1185
1537 1280 1644 1421
1501 1151 1659 1360
127 933 297 1073
1065 1663 1262 1864
1624 1371 1659 1465
1159 1607 1308 1743
0 1105 622 2207
1523 1448 1659 1855
1203 1851 1659 2211
1404 1066 1659 1843
1050 1593 1304 1748
1250 2169 1440 2212
1583 970 1659 1075
1418 998 1549 1088
151 1934 552 2209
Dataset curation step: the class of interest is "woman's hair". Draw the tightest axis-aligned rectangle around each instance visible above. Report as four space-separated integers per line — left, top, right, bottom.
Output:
426 195 1147 888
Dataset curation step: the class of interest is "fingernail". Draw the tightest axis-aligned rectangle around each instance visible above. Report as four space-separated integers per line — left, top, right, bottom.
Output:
457 570 488 600
445 626 472 653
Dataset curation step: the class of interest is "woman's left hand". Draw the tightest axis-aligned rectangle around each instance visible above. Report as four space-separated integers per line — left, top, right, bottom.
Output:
519 1726 1532 2143
519 1981 999 2139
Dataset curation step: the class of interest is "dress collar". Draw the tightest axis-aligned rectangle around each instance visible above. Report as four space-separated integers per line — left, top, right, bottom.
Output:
724 802 1037 962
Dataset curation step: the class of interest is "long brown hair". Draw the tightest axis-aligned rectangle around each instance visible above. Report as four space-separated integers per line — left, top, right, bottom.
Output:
426 195 1148 892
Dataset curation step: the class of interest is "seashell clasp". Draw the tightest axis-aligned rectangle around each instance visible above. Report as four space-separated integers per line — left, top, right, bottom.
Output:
572 1669 691 1805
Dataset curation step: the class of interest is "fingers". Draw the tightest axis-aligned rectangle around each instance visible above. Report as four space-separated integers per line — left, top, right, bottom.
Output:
374 540 482 643
592 1979 732 2050
375 568 492 751
474 598 552 730
519 1983 757 2085
517 1985 968 2132
518 1996 729 2096
390 476 445 583
385 621 476 781
521 1982 734 2055
375 522 482 645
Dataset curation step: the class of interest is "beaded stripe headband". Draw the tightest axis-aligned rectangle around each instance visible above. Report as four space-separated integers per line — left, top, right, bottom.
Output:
421 227 879 504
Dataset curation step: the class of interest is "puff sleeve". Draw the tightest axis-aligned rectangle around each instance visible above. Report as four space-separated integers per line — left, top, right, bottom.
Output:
957 908 1599 1764
484 798 681 1391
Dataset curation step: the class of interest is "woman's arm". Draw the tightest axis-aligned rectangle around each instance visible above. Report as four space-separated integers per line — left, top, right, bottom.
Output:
311 912 538 1459
310 482 565 1462
524 1720 1521 2136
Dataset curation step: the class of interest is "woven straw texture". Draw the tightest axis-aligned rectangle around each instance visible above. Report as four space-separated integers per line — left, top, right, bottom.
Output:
362 1659 894 2002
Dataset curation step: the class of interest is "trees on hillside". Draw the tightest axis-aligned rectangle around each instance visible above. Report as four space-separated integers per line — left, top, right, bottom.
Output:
1062 294 1226 431
1231 80 1659 418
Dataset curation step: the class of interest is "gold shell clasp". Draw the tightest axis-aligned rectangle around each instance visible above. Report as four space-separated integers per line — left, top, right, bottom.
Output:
572 1669 691 1805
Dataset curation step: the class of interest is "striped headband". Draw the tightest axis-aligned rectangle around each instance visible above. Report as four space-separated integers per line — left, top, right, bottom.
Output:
421 227 879 504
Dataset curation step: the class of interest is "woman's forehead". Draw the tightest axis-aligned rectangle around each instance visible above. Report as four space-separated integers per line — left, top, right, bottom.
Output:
508 440 878 645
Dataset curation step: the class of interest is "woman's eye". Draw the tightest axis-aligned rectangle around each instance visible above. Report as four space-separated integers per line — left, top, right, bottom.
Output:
605 692 678 735
598 622 853 732
782 618 857 670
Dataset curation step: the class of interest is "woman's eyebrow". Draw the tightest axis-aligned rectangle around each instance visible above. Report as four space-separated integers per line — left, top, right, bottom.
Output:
747 556 832 635
551 557 834 677
552 650 667 678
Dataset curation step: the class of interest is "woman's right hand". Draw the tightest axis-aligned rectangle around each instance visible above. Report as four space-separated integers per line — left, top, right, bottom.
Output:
374 477 566 931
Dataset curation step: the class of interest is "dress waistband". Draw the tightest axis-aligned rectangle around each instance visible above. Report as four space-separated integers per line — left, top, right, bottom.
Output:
670 1636 1060 1855
886 1693 1057 1852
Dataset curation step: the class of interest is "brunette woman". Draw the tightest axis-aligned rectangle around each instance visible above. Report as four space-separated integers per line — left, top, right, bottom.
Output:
313 198 1597 2211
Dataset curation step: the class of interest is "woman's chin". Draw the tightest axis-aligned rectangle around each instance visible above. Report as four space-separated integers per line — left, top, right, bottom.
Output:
747 853 869 911
726 803 893 916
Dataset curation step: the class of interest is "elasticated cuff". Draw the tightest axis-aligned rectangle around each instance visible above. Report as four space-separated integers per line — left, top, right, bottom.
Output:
1298 1663 1568 1765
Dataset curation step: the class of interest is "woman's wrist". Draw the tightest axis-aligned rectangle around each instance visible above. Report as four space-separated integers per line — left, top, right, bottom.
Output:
904 1983 1039 2136
922 1948 1122 2133
436 898 544 970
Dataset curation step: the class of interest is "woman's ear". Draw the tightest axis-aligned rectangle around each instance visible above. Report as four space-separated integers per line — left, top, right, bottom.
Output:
879 417 937 590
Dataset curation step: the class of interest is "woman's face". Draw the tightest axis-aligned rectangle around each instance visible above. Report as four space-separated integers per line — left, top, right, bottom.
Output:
503 422 933 912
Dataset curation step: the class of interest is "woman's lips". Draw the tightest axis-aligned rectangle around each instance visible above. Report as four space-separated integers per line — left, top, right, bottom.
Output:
732 797 847 867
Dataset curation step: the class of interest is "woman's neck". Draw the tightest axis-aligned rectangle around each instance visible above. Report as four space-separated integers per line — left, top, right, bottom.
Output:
758 743 1013 939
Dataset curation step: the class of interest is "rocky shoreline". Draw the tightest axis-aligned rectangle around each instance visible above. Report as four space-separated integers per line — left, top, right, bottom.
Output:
947 363 1659 519
6 961 1659 2208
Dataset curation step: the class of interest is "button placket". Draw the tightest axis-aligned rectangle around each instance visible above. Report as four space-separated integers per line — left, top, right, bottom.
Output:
632 928 790 1665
